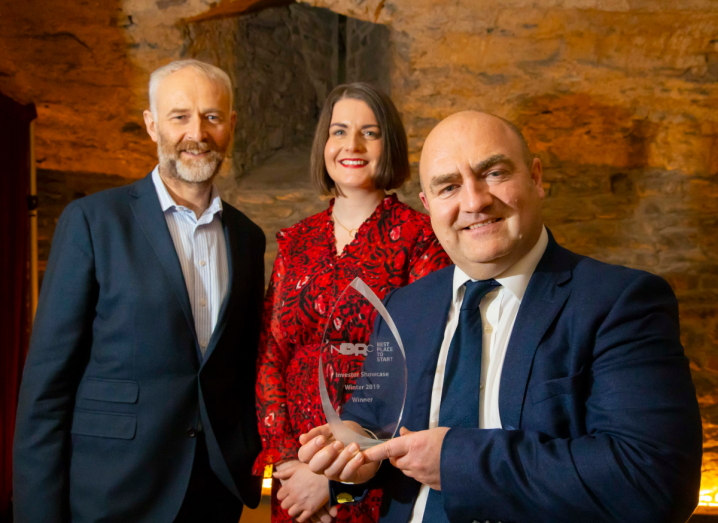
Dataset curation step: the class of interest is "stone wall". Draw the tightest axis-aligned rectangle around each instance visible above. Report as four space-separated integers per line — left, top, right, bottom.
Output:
298 0 718 487
0 0 154 176
180 3 393 276
182 7 319 176
288 4 341 109
3 0 718 492
345 15 391 94
181 4 392 177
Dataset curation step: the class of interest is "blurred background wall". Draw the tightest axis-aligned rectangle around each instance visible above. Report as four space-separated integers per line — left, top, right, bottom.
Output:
1 0 717 510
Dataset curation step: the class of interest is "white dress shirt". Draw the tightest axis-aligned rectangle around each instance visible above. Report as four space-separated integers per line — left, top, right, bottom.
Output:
151 166 229 357
409 226 548 523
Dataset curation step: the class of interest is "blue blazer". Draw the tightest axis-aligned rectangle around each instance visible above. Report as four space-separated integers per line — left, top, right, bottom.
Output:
337 231 702 523
13 174 265 522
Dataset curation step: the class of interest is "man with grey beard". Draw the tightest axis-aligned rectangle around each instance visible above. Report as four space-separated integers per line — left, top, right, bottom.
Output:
14 60 266 523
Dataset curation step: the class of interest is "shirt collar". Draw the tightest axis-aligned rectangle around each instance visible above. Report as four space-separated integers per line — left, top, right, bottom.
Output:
151 165 223 217
452 226 549 304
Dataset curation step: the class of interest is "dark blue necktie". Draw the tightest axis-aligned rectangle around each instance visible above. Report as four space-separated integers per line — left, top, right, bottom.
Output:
422 279 500 523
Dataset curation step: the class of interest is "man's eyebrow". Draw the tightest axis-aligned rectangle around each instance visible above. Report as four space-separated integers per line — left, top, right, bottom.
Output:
429 172 462 194
472 154 516 173
166 108 226 115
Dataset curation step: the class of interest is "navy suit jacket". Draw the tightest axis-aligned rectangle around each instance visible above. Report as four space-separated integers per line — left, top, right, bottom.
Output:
13 174 265 522
337 231 702 523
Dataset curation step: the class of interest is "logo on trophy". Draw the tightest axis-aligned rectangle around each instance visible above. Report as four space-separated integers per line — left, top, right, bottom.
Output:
319 277 407 450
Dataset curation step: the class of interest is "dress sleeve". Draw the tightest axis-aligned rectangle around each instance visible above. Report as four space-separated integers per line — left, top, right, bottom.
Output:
253 247 300 474
408 219 452 284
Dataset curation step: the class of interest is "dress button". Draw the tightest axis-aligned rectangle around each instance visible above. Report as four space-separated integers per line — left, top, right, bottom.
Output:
187 428 198 438
484 325 493 333
480 383 485 391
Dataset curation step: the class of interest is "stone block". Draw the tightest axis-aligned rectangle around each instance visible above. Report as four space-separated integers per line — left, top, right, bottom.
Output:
234 192 276 205
269 206 295 218
703 275 718 291
664 273 702 293
276 190 311 202
5 0 718 487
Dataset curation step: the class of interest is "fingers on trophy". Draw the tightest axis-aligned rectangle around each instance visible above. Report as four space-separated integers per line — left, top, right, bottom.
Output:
302 277 408 484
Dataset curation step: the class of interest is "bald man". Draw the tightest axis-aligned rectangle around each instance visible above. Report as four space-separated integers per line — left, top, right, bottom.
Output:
13 60 265 522
298 112 702 523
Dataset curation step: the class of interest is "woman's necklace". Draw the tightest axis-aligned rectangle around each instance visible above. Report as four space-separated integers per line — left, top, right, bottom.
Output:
332 212 358 238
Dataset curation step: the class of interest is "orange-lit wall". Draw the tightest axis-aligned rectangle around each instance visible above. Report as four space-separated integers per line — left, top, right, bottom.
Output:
1 0 718 503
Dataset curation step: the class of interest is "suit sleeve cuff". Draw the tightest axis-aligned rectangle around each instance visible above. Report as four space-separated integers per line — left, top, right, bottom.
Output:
440 427 493 522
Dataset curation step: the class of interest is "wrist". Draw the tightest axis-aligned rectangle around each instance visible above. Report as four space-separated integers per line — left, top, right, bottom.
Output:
275 459 301 471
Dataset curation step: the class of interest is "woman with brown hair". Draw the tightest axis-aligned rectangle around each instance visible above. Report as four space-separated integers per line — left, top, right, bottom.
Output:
253 83 450 523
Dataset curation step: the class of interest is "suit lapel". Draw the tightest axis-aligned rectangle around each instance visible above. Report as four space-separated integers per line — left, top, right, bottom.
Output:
499 235 572 430
201 208 247 366
129 175 197 342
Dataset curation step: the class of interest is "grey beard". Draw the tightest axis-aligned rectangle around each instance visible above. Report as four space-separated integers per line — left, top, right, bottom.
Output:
157 143 225 184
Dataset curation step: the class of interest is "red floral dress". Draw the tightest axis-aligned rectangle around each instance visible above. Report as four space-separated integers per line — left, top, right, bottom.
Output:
254 194 451 522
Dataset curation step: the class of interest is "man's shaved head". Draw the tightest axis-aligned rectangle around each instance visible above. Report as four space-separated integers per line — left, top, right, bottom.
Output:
420 111 532 190
418 110 545 280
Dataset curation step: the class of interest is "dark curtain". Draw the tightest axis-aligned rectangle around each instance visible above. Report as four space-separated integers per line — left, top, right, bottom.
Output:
0 92 36 521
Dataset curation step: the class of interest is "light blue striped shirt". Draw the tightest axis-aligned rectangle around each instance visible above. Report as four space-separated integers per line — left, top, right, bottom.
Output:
151 166 229 357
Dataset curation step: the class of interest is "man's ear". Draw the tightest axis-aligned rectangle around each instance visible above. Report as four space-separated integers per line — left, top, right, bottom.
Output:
419 192 430 212
143 110 158 143
531 158 545 199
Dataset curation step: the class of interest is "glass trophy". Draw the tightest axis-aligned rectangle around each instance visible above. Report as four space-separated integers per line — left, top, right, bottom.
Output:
319 277 407 450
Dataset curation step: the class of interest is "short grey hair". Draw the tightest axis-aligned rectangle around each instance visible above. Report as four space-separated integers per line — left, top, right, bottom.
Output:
149 59 234 118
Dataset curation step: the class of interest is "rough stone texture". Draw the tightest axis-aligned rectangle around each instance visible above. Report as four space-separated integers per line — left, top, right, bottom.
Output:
300 0 718 490
179 4 390 177
182 7 319 176
345 15 391 94
0 0 152 176
0 0 233 178
3 0 718 494
288 3 341 109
